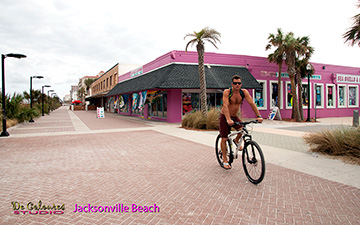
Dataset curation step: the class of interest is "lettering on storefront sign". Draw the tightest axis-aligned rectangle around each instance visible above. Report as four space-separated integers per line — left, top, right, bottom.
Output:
276 72 321 80
336 74 360 84
130 67 143 77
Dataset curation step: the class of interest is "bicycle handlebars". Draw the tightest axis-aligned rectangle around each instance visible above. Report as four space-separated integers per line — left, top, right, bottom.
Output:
233 120 261 127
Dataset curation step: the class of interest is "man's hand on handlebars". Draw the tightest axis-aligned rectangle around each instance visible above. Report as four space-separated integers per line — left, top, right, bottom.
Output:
256 117 263 123
227 119 234 126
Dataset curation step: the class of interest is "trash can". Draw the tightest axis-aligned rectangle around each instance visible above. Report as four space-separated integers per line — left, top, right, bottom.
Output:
353 110 359 127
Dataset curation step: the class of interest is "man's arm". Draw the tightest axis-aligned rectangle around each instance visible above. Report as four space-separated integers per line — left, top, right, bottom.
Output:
243 89 263 122
222 89 234 126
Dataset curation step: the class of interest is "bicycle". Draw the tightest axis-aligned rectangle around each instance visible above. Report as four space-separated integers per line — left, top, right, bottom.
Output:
215 120 265 184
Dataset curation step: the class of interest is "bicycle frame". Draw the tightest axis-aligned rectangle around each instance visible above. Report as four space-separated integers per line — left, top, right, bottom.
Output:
227 126 252 158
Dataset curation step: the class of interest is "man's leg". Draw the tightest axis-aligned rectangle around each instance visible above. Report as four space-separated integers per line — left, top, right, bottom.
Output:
221 137 231 169
234 133 242 145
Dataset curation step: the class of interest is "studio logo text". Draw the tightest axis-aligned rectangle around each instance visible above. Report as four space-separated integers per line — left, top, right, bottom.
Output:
11 200 65 215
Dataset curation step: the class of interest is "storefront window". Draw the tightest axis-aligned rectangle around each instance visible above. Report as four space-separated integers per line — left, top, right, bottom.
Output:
132 93 141 115
149 91 167 118
338 85 347 108
270 81 282 109
348 85 359 107
302 84 310 107
254 81 266 110
119 94 130 113
315 84 324 108
326 84 335 108
207 93 223 110
182 93 192 115
191 93 199 111
183 92 223 115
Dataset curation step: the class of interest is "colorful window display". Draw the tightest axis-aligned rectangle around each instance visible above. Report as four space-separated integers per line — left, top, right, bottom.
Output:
348 86 358 107
315 84 323 107
302 84 309 107
326 85 335 108
182 92 223 115
119 94 130 113
338 85 346 107
182 93 192 114
270 82 281 109
286 83 293 108
254 82 265 108
147 91 167 118
132 91 148 115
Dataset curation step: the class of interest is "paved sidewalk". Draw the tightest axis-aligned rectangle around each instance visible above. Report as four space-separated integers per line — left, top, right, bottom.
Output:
1 107 359 224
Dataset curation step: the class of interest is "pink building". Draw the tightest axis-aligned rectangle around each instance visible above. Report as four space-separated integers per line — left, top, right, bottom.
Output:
106 50 360 123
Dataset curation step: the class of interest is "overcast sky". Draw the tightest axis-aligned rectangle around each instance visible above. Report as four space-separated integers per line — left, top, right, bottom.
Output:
0 0 358 99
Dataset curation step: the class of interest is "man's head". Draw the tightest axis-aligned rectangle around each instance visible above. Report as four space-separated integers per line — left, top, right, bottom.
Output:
231 75 242 90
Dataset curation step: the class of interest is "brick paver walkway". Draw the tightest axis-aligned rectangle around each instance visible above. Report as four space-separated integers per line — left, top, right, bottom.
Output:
1 107 359 224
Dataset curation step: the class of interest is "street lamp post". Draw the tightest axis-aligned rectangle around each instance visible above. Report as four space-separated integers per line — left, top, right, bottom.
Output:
47 90 54 113
42 85 51 116
51 93 56 111
1 53 27 137
306 63 312 122
29 75 44 122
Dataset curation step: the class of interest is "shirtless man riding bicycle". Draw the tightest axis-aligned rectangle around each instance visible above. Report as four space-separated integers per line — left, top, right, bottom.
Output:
219 75 263 169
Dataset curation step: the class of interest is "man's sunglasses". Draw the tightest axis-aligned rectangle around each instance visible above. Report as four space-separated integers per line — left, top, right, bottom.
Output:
232 82 242 85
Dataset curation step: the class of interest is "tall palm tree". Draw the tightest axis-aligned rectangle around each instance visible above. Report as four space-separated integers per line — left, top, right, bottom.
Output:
283 33 313 121
343 1 360 46
266 28 286 109
184 27 221 116
284 32 313 122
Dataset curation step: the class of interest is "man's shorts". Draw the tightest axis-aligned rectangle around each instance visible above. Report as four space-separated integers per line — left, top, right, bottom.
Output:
219 114 243 138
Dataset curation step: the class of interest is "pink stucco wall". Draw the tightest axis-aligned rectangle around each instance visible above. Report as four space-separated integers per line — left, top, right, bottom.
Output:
116 50 360 122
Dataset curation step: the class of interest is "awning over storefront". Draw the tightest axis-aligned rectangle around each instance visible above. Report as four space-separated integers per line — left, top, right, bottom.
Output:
85 91 109 101
106 63 261 97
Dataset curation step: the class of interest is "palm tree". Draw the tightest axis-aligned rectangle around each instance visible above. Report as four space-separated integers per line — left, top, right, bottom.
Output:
184 27 221 116
343 1 360 46
85 78 96 96
78 87 86 103
283 33 314 121
266 28 286 109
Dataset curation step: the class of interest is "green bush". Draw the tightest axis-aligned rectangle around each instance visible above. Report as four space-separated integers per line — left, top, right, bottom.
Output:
304 126 360 164
17 107 39 123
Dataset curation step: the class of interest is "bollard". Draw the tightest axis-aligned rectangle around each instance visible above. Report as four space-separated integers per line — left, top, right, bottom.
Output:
353 110 359 127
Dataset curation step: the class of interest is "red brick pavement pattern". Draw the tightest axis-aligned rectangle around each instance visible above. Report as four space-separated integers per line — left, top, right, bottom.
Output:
0 130 359 224
73 111 150 130
8 109 74 134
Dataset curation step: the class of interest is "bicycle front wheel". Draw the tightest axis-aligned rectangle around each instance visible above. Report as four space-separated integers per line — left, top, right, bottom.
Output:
242 140 265 184
215 134 233 168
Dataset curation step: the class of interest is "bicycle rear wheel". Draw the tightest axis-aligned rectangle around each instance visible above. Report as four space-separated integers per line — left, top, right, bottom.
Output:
215 134 233 168
242 140 265 184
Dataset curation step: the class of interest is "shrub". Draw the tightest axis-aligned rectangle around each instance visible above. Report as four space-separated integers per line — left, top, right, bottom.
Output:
193 112 207 129
304 126 360 164
17 107 39 123
182 108 220 130
206 108 220 130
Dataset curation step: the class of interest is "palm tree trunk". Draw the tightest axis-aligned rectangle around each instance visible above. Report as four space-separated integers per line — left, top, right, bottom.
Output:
288 57 300 121
197 43 207 116
277 62 282 109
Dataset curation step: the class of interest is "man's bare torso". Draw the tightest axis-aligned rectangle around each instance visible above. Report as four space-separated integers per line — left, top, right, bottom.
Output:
221 90 243 117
